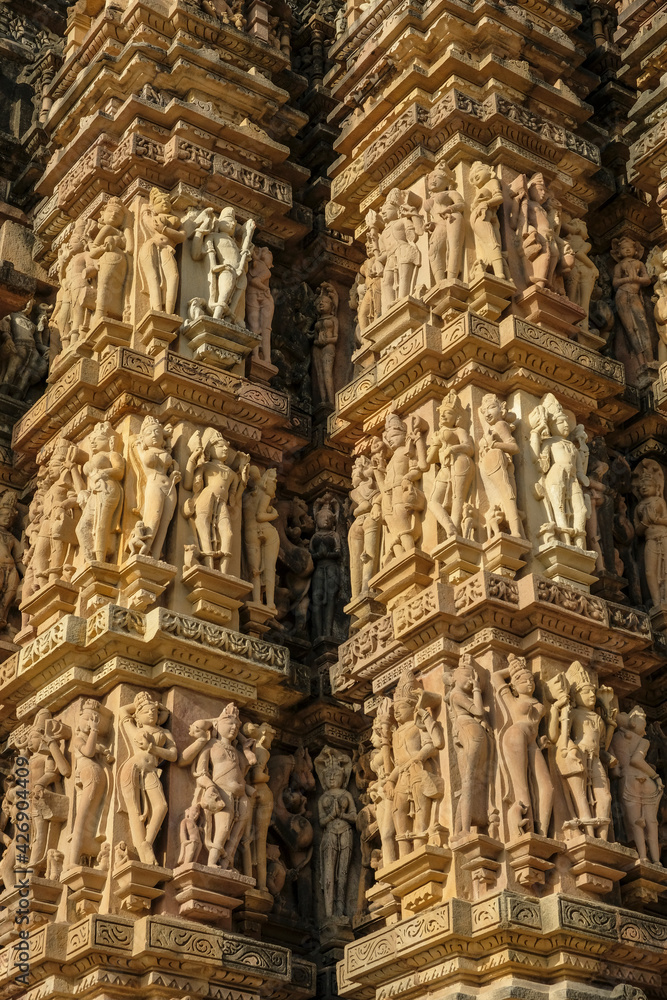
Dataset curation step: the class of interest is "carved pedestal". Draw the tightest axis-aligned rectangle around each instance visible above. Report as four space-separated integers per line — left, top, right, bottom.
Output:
73 561 120 617
20 579 78 630
566 835 636 895
171 862 253 928
649 603 667 632
376 845 452 919
86 316 134 353
113 860 171 913
118 554 177 611
432 535 482 585
468 272 515 321
0 877 63 944
451 833 503 899
423 278 469 323
236 886 275 937
513 286 585 336
621 859 667 908
369 550 434 610
482 533 531 578
248 354 279 384
182 563 252 629
361 296 431 355
363 878 401 928
505 833 565 890
61 864 107 917
183 314 260 368
240 600 277 637
535 539 598 589
343 592 385 632
137 310 181 355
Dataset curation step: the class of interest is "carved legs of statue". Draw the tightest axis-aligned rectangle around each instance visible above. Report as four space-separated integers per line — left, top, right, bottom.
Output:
502 727 553 839
428 478 456 537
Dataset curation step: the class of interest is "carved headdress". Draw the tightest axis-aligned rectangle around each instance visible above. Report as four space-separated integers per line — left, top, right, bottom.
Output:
632 458 664 500
438 389 463 426
394 667 420 707
507 654 533 694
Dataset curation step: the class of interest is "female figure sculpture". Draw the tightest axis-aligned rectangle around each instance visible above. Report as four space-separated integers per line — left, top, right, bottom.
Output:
243 466 280 607
312 281 339 407
32 437 85 587
444 655 493 837
68 699 113 867
90 197 133 323
181 702 255 870
369 698 397 866
130 416 181 561
349 456 381 599
76 421 125 564
547 661 616 841
53 218 97 349
424 162 464 282
611 236 653 366
509 172 560 292
632 458 667 608
385 668 444 857
611 707 663 864
183 428 249 575
246 246 274 362
138 187 185 315
375 411 428 564
310 493 342 638
492 654 553 840
427 390 475 538
118 691 177 865
241 722 276 891
372 188 422 311
19 709 71 872
0 490 22 628
314 746 357 919
478 393 524 538
469 161 505 279
562 217 598 329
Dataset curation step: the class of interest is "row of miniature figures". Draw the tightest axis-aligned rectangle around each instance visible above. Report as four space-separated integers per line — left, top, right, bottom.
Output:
354 165 667 380
349 389 667 611
0 419 351 638
3 659 663 928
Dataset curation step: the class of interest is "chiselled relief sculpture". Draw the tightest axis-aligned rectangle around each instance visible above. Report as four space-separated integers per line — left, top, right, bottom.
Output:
357 246 383 332
68 699 113 868
76 421 125 564
427 391 474 539
310 492 342 638
243 466 280 608
276 498 314 634
611 236 653 366
444 655 493 838
369 699 397 867
16 710 71 873
424 162 464 282
190 206 255 323
242 722 276 891
611 707 663 864
183 428 250 575
469 161 506 280
529 394 590 550
52 218 97 349
546 661 616 840
0 490 22 628
181 703 255 870
387 668 444 857
268 746 315 914
90 196 133 324
129 416 181 562
312 281 339 407
632 458 667 608
648 246 667 361
138 187 185 315
246 246 275 362
492 655 553 840
366 187 423 314
478 393 524 538
349 455 381 599
0 300 51 399
32 437 84 588
315 746 357 919
375 411 428 564
509 173 561 292
118 691 177 865
562 217 598 329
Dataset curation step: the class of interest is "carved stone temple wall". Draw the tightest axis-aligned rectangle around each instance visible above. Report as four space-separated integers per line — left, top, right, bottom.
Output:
1 0 667 1000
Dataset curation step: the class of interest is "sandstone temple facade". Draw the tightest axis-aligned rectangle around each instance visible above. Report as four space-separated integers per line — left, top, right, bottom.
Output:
0 0 666 999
